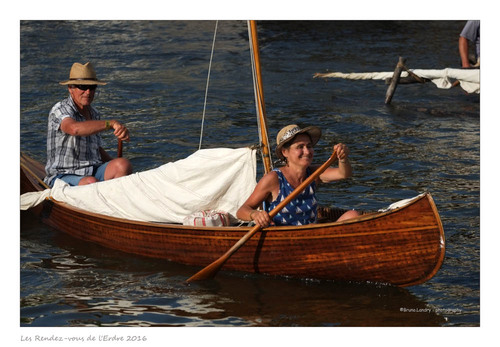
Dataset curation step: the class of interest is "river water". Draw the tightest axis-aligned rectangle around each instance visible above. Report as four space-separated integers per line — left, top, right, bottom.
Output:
19 20 479 334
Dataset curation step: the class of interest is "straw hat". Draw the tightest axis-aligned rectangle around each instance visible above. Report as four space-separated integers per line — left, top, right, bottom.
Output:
275 124 321 160
59 62 107 85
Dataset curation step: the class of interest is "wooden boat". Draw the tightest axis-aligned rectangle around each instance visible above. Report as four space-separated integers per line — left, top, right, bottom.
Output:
20 21 445 287
21 152 445 287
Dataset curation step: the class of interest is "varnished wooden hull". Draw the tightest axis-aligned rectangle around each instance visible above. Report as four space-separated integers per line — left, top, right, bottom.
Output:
21 153 445 286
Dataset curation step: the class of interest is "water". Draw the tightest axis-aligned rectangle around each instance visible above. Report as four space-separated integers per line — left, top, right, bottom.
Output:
19 20 479 331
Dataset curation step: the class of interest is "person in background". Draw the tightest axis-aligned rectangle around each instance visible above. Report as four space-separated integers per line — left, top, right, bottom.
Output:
459 20 480 68
237 124 359 227
44 62 132 187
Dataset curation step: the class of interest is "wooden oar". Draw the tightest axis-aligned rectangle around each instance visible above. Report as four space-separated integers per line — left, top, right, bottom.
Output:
117 139 123 158
186 150 338 283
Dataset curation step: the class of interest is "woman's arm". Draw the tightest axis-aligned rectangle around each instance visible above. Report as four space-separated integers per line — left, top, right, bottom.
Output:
236 171 278 227
318 143 353 183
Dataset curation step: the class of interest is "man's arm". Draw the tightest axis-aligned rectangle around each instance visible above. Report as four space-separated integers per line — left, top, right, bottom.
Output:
459 36 471 68
61 118 130 141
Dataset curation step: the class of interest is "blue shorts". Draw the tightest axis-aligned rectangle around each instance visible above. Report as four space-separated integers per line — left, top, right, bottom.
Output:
51 162 109 187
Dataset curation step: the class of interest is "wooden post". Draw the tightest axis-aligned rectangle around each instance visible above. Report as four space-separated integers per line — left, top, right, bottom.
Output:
385 57 406 104
403 67 426 84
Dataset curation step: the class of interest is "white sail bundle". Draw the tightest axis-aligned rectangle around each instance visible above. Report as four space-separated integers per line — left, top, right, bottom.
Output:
20 147 257 224
315 68 480 94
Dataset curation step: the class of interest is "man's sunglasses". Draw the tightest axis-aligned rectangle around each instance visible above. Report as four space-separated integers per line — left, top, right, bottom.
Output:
72 85 97 91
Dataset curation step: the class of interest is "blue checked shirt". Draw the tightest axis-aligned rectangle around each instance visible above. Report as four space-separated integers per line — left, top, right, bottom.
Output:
44 96 103 185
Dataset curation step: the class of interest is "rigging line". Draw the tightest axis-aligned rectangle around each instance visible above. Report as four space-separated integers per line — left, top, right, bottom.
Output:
199 20 218 150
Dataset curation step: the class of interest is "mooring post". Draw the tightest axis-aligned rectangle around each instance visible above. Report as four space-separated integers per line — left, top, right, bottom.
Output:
385 57 406 104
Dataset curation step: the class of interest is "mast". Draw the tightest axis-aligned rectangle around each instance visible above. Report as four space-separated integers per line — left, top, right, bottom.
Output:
248 20 273 174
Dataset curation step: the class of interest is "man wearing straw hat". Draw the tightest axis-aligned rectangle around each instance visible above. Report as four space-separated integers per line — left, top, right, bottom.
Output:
44 62 132 187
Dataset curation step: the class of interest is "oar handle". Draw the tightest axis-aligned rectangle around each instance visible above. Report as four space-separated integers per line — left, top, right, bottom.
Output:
186 150 338 283
117 139 123 158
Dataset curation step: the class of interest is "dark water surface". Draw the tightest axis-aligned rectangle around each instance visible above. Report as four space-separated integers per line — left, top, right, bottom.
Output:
20 20 479 331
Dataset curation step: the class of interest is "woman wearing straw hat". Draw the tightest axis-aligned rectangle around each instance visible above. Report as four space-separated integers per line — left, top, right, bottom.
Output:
237 124 359 227
44 62 132 187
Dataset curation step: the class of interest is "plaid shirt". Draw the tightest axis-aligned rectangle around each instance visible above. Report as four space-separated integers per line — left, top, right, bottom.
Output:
44 96 103 185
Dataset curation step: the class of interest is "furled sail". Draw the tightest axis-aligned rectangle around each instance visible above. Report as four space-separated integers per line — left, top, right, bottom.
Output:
21 147 257 224
315 68 480 94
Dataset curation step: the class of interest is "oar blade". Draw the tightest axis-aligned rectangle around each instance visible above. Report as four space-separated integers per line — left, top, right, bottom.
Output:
186 257 227 283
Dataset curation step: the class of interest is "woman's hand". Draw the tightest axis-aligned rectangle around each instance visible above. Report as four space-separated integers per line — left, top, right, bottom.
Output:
317 143 353 183
250 210 272 228
334 143 350 162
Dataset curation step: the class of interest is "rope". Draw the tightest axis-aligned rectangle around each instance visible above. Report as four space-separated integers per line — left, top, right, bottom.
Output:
199 20 218 150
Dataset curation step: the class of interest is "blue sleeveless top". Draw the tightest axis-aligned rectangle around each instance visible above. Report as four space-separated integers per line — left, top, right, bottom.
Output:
266 168 318 226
